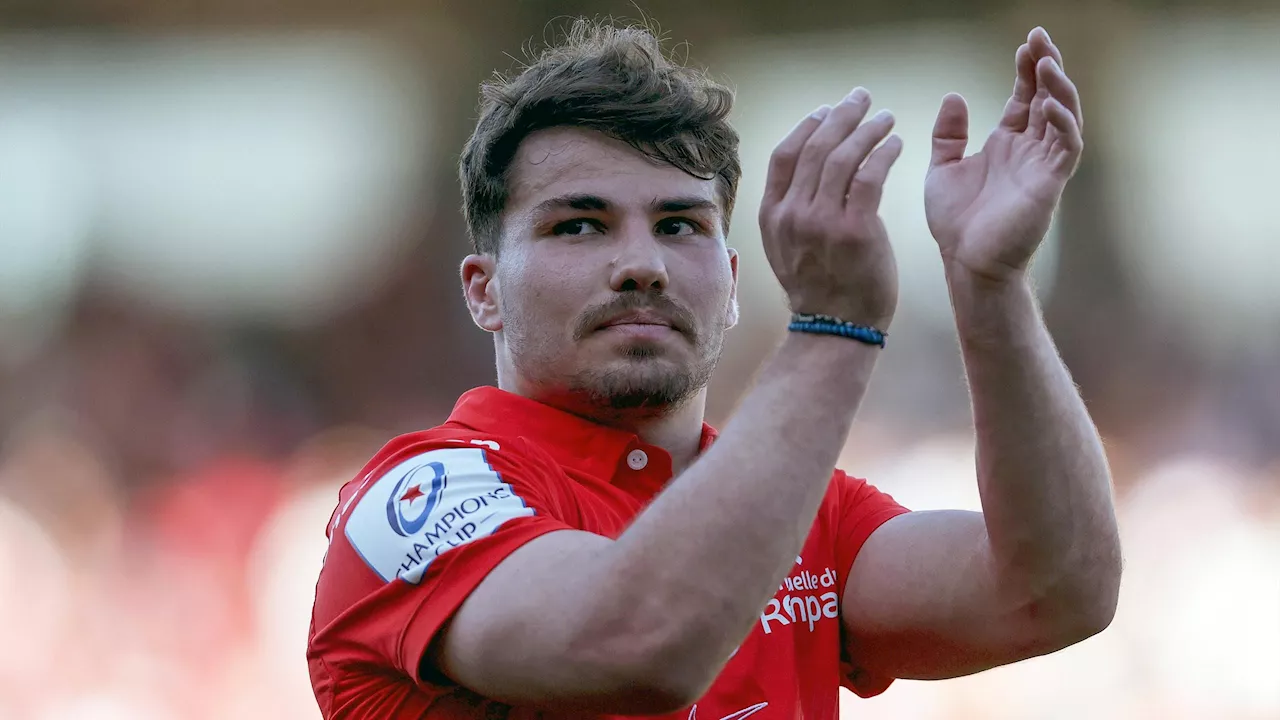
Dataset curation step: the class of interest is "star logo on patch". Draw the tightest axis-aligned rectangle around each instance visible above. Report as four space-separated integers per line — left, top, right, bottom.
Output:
400 484 425 503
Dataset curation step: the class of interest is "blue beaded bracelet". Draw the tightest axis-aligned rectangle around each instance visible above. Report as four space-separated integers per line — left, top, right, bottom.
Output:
788 313 887 348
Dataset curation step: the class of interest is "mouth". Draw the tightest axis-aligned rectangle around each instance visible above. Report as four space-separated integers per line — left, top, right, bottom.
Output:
596 312 683 341
599 323 679 342
599 313 679 333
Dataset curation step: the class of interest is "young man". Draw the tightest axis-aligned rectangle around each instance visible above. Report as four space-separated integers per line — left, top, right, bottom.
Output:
308 19 1122 720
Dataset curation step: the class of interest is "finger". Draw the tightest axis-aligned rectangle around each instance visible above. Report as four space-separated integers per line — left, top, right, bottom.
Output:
998 43 1038 131
848 134 903 205
929 93 969 168
1036 56 1084 131
1028 86 1050 141
1044 98 1083 170
1027 26 1064 69
763 105 832 206
816 109 896 204
788 88 874 202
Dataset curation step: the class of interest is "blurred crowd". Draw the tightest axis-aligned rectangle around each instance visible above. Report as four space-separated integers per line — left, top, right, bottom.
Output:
1 2 1278 718
1 257 1275 720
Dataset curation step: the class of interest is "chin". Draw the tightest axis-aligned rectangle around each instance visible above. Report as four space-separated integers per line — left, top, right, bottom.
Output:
614 342 671 360
572 357 700 412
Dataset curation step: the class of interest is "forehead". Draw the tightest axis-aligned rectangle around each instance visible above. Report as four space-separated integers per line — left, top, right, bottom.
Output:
506 127 719 214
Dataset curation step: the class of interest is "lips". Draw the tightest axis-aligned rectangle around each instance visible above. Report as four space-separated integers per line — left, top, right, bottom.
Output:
599 312 677 332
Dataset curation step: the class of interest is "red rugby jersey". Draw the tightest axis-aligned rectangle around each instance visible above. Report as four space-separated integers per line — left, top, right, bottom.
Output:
308 387 909 719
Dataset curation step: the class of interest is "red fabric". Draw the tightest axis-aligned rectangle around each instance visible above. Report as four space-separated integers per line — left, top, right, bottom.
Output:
308 387 909 719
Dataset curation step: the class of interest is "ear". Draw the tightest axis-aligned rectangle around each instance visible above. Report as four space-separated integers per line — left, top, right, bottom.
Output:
725 247 740 329
461 254 503 332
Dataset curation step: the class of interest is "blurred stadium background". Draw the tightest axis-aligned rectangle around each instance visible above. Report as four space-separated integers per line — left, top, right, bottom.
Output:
0 0 1277 717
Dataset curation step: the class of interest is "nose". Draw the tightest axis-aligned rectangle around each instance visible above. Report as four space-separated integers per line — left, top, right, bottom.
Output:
608 225 669 292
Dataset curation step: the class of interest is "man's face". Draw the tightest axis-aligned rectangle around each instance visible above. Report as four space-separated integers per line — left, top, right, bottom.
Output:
466 127 739 413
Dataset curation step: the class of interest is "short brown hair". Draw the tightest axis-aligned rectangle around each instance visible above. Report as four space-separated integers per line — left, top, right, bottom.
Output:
459 18 741 255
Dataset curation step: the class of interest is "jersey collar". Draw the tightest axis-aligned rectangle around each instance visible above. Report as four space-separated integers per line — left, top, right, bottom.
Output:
446 386 717 483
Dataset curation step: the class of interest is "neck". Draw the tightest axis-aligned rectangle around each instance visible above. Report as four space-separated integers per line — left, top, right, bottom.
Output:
612 395 707 477
498 374 709 477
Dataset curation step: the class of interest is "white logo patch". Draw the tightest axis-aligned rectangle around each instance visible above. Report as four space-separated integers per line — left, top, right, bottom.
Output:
344 447 534 584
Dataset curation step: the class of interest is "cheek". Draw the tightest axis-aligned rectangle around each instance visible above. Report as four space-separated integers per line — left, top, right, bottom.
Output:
686 254 735 311
500 258 589 331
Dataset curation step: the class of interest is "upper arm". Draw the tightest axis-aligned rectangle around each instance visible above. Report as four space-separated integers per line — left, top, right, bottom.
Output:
429 529 690 713
311 441 691 716
840 509 1068 682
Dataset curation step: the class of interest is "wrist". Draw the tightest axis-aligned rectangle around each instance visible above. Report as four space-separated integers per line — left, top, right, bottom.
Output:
789 313 887 348
944 258 1032 298
787 300 895 334
780 329 881 364
944 262 1041 344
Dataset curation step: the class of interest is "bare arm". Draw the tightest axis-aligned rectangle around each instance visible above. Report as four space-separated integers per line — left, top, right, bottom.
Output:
438 334 876 711
437 90 905 713
841 28 1121 682
843 275 1120 680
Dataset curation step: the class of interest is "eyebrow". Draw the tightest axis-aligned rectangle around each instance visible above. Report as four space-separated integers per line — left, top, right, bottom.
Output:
529 193 720 218
652 196 719 215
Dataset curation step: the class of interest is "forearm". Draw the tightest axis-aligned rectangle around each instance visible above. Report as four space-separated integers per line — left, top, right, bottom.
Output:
596 332 878 692
949 268 1121 624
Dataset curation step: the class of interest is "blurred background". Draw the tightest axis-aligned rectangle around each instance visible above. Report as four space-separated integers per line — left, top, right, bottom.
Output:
0 0 1277 717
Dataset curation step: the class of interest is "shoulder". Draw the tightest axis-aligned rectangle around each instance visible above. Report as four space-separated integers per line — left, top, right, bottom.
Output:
307 432 581 698
310 425 577 641
330 427 561 525
319 426 574 576
829 467 902 508
825 467 910 570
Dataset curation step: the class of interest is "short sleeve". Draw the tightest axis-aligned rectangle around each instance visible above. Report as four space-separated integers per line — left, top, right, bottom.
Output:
830 470 910 699
308 439 574 714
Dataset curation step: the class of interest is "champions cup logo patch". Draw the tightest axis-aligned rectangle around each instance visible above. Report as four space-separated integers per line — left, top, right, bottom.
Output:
345 447 535 584
386 461 447 537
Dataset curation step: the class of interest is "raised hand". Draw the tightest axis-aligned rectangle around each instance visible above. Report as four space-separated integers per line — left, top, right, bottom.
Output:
924 27 1084 283
760 88 903 330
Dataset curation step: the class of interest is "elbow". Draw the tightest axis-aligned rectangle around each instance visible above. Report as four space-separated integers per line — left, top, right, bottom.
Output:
635 638 724 713
566 617 719 715
614 669 708 716
1055 588 1117 648
1076 560 1122 641
568 648 711 715
1034 550 1124 650
610 632 722 713
1075 537 1124 639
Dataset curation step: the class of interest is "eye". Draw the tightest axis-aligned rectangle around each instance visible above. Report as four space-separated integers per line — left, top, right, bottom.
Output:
656 217 699 236
552 219 604 236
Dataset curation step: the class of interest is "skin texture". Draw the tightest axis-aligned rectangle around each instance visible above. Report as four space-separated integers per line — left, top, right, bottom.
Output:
432 24 1121 714
442 94 899 712
838 28 1120 681
463 127 740 472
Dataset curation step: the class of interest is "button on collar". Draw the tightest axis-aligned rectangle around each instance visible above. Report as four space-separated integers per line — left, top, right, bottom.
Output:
626 448 649 470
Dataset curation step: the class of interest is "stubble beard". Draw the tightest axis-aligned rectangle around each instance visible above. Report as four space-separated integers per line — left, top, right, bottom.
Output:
570 343 718 413
511 326 726 418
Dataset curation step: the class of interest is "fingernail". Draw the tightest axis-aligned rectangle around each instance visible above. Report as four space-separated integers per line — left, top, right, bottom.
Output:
846 87 869 103
872 109 894 123
810 104 832 120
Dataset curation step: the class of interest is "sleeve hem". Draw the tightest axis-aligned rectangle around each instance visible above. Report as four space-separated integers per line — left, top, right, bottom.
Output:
843 505 911 567
838 504 911 699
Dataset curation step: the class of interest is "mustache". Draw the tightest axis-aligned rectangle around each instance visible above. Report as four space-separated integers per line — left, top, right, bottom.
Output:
572 293 699 342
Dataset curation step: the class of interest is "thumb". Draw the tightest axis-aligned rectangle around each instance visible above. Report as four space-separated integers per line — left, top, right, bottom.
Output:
930 93 969 168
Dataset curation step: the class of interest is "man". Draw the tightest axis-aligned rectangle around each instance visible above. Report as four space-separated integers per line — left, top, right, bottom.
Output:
308 19 1122 720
